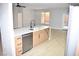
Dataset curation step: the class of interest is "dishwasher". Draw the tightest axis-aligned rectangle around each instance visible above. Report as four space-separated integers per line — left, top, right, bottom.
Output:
22 33 33 54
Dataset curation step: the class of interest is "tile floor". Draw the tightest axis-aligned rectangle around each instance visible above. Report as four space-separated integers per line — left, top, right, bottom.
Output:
22 29 67 56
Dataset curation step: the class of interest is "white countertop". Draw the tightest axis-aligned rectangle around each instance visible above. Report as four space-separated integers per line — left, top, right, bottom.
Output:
63 26 68 30
14 25 49 36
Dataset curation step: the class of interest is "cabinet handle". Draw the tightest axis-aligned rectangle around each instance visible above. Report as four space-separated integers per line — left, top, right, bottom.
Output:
17 43 22 46
39 34 40 38
18 50 22 53
17 38 21 40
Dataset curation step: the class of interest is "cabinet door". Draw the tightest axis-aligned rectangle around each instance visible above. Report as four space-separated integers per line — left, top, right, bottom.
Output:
33 31 40 47
40 28 49 43
44 28 49 40
39 30 45 43
33 28 49 47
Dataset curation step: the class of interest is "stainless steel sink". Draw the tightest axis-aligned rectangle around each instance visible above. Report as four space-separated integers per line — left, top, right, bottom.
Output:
29 28 34 30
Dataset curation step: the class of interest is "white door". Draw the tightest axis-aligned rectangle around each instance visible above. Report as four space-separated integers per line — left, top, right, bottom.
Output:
65 6 79 56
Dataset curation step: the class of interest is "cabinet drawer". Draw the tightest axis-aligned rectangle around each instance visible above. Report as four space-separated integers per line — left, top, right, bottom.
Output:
15 36 22 56
16 46 22 56
16 44 22 50
33 31 40 47
16 39 22 43
16 49 22 56
15 36 22 45
15 42 22 46
16 48 22 52
15 38 22 43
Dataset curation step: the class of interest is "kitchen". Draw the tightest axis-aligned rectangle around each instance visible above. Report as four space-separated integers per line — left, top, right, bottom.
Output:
13 3 68 56
0 3 79 56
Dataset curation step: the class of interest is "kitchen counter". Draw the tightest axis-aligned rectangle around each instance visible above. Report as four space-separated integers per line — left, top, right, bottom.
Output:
14 25 49 36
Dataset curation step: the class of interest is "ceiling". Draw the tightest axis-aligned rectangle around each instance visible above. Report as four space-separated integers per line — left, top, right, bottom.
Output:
22 3 69 9
13 3 69 9
13 3 79 9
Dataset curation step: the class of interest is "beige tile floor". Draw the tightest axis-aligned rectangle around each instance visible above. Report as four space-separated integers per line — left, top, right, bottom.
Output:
22 29 67 56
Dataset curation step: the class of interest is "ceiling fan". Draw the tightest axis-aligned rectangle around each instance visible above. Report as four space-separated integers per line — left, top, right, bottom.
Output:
16 3 26 8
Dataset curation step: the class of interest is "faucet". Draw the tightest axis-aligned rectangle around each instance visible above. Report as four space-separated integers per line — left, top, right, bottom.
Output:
30 20 36 29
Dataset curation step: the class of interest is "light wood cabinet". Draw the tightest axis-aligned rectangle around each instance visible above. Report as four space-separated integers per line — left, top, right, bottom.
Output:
33 28 49 47
33 31 40 47
40 28 49 43
15 36 22 56
15 28 49 55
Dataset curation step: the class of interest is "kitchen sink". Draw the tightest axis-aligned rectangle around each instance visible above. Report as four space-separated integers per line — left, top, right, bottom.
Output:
29 28 34 30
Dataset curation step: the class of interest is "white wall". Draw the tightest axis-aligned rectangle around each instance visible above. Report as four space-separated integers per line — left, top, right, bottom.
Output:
13 4 68 28
66 6 79 56
13 4 69 28
33 9 51 25
13 5 35 28
13 6 18 28
0 3 15 56
50 8 68 29
13 5 52 28
13 6 23 28
22 8 34 27
22 8 46 27
32 10 43 25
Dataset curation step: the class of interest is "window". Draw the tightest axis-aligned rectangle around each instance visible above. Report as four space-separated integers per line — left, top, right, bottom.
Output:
63 14 69 26
41 12 50 24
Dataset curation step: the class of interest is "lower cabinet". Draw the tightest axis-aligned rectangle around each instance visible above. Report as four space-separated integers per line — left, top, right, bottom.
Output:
40 28 49 44
33 28 49 47
15 28 49 55
15 36 22 56
33 30 40 47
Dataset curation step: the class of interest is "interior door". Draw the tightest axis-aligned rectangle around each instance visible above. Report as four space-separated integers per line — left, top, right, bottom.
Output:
65 6 79 56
